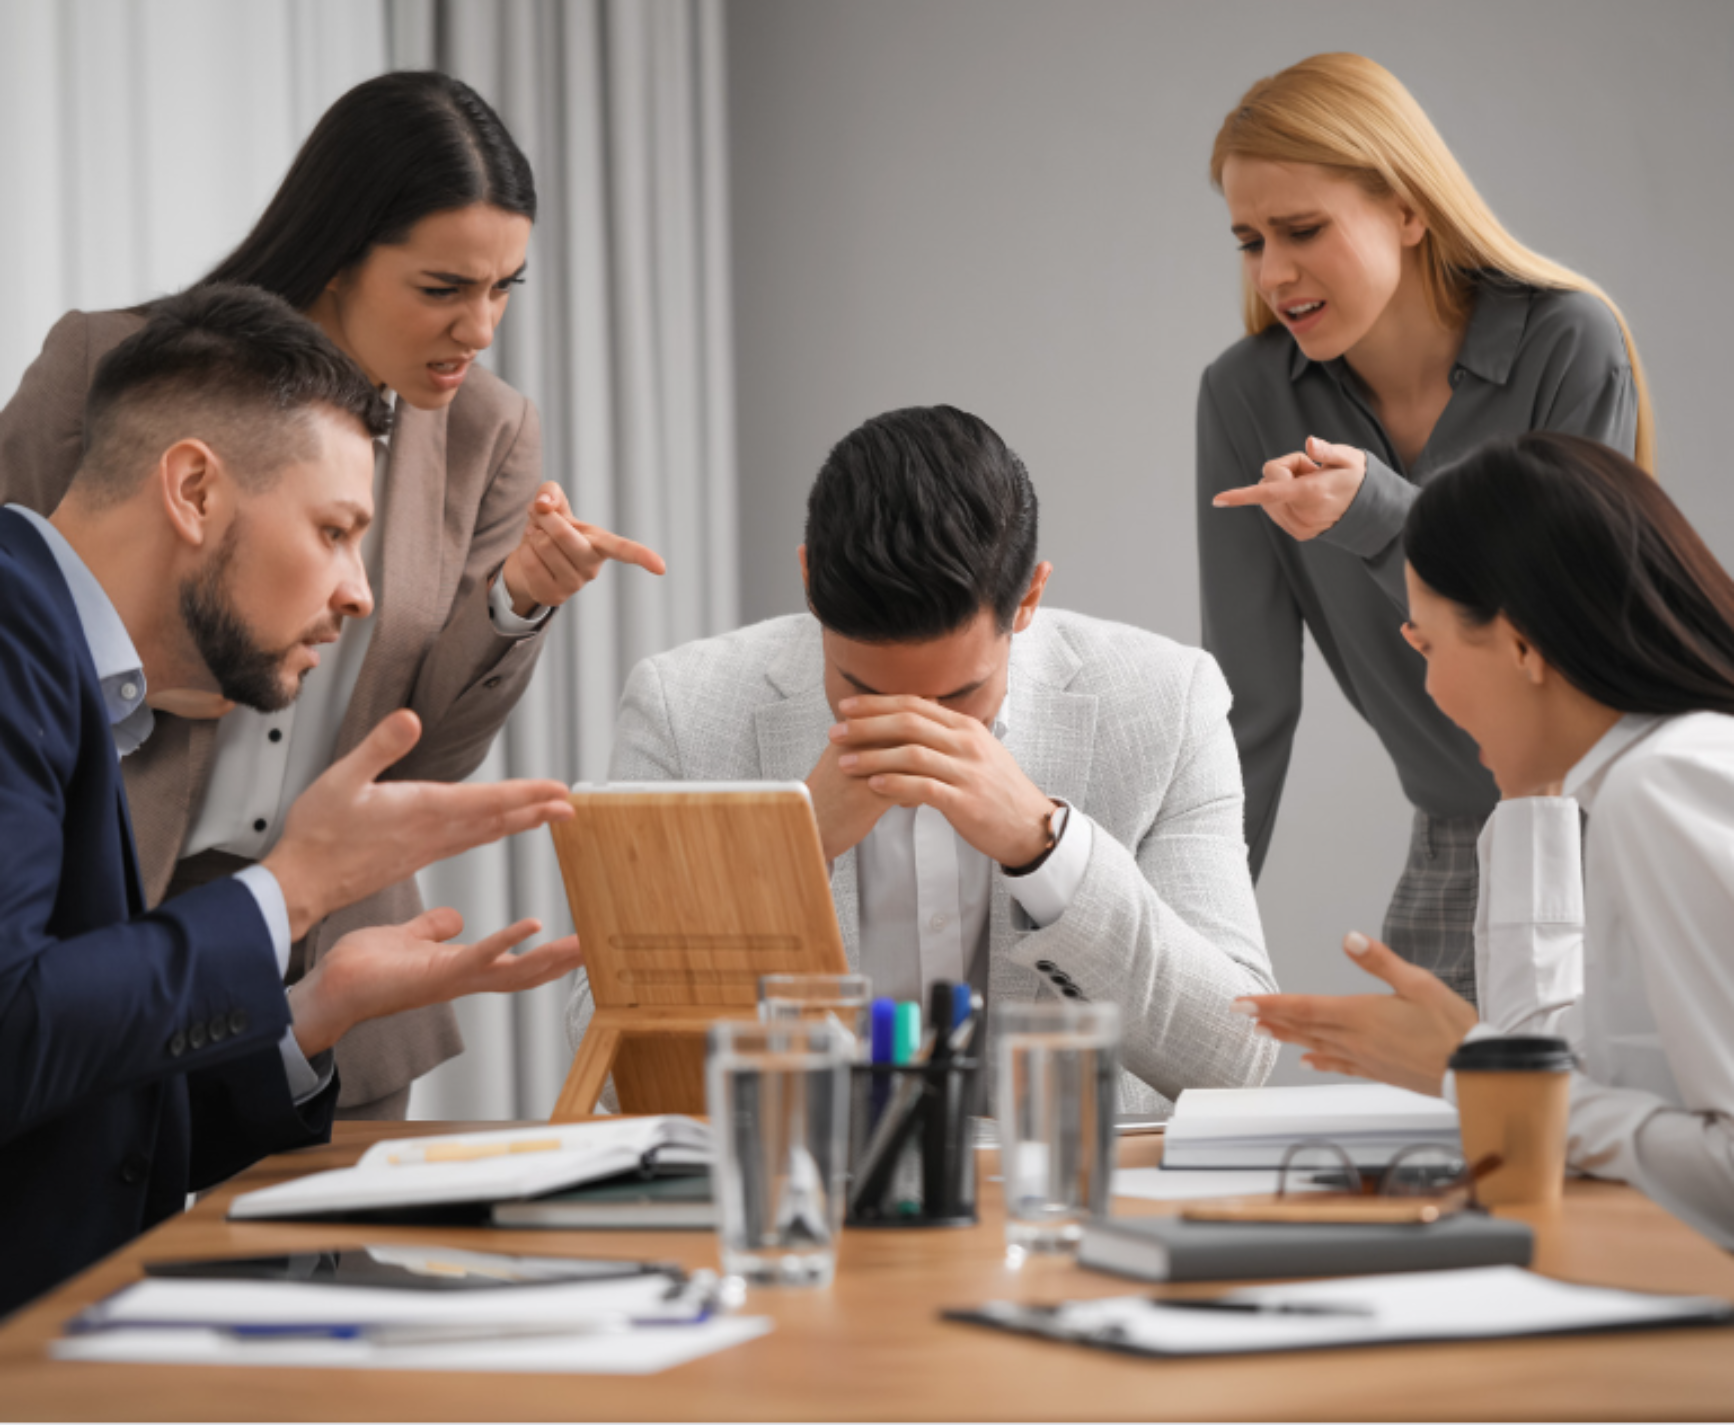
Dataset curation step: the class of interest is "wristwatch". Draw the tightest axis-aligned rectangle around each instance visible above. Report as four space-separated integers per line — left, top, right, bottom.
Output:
1003 798 1069 878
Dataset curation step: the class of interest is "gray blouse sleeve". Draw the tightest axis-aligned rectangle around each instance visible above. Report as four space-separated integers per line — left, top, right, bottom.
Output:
1196 370 1304 881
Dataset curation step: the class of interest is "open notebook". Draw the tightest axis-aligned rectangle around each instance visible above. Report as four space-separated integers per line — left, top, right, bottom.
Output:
227 1118 710 1221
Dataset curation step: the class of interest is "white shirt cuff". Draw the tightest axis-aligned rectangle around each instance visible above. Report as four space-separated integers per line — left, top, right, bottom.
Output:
488 572 552 636
233 864 292 978
231 866 333 1105
1005 804 1094 928
277 1031 335 1104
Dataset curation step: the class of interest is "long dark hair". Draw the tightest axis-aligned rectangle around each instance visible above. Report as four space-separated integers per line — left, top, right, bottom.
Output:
202 71 536 311
1405 432 1734 716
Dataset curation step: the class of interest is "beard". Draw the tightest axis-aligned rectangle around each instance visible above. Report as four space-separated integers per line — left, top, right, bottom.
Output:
178 523 338 714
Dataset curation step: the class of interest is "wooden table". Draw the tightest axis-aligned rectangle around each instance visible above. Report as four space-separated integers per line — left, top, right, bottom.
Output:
2 1121 1731 1421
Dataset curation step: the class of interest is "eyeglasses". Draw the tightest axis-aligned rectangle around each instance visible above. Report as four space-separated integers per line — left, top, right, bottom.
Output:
1276 1138 1503 1214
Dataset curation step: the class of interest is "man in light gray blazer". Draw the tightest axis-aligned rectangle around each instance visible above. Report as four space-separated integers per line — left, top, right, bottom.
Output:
570 405 1277 1112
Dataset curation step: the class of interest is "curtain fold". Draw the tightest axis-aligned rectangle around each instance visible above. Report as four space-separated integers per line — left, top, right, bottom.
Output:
405 0 740 1120
0 0 387 400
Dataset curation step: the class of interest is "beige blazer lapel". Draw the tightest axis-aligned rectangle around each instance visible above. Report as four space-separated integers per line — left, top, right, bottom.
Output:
989 618 1097 1007
751 630 861 970
332 406 450 760
120 716 220 907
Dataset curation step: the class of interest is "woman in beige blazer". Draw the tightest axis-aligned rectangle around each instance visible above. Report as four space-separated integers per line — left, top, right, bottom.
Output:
0 72 661 1119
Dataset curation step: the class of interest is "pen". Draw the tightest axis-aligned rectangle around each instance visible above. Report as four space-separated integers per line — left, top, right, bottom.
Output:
923 982 957 1213
1151 1298 1374 1317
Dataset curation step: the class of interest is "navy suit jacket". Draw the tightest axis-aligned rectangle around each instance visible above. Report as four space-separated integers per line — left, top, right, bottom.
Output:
0 509 337 1317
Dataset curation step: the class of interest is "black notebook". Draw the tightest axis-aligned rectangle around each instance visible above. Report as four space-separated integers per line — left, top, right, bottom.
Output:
1077 1210 1533 1282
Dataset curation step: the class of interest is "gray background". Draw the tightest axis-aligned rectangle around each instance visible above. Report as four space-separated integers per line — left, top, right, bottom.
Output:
724 0 1734 1082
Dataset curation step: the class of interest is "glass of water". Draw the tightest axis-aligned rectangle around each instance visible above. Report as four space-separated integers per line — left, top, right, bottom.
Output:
757 973 873 1061
706 1018 852 1286
994 1000 1121 1254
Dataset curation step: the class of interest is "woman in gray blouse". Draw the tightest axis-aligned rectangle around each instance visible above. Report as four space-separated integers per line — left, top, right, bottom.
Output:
1195 53 1654 1002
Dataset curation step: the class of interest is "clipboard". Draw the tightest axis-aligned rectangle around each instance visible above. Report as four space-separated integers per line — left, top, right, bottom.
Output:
548 782 848 1118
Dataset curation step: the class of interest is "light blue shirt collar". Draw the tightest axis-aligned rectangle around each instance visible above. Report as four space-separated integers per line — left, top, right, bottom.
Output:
6 504 154 756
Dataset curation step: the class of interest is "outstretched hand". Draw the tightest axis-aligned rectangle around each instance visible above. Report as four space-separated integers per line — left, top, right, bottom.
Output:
1231 931 1479 1096
499 481 666 616
1212 435 1367 542
263 709 576 940
289 907 584 1058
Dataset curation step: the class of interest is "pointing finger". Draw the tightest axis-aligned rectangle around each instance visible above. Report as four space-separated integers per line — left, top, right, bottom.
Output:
572 522 667 575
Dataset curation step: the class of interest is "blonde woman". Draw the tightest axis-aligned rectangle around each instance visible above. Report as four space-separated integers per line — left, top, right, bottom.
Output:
1197 53 1653 1003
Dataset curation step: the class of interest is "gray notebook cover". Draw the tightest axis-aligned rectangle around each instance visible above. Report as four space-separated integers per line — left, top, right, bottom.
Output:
1077 1210 1533 1282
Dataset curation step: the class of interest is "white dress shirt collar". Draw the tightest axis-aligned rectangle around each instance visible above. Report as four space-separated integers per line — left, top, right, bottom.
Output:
6 503 153 755
1563 712 1666 811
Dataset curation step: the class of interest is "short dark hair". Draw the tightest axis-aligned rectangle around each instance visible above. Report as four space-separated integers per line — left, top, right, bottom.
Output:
803 406 1040 642
203 71 536 310
1405 432 1734 716
75 283 392 505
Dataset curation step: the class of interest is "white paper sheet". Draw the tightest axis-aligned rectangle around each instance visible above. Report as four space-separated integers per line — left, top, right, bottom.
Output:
52 1316 772 1374
971 1266 1731 1356
1111 1167 1300 1202
75 1274 685 1329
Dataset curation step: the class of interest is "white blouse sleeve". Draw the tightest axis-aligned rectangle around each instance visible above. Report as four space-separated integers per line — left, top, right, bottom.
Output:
1472 797 1585 1037
1570 757 1734 1248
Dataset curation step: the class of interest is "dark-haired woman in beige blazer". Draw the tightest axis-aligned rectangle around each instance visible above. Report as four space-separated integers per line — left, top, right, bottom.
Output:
0 73 661 1119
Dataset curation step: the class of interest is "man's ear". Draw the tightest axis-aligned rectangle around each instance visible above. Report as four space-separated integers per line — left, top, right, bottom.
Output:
797 543 809 596
156 438 227 550
1011 561 1054 633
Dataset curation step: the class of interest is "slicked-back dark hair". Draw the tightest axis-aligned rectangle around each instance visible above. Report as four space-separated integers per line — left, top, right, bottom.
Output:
804 406 1040 643
203 71 535 310
76 283 392 505
1405 432 1734 715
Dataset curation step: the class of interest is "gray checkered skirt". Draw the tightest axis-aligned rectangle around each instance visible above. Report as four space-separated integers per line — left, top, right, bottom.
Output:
1381 810 1488 1008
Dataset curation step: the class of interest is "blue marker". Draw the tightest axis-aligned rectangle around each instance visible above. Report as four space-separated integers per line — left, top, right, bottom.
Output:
951 983 974 1032
869 997 897 1129
869 998 897 1065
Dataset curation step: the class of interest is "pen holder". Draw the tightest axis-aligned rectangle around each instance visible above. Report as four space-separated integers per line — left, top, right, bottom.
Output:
844 1056 981 1228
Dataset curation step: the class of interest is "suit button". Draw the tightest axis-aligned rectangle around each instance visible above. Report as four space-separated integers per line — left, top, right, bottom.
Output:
167 1031 187 1058
188 1022 208 1050
229 1009 249 1037
209 1016 229 1043
483 675 504 690
1034 960 1056 973
118 1155 149 1186
1061 986 1083 999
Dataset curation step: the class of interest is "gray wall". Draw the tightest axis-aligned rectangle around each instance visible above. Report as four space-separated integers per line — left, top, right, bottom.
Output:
726 0 1734 1082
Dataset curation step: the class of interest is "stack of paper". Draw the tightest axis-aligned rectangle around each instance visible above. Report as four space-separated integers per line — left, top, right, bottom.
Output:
1161 1084 1458 1170
55 1263 770 1375
228 1116 710 1221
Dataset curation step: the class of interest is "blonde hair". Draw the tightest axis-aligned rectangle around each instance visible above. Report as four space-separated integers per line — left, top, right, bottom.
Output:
1211 53 1655 473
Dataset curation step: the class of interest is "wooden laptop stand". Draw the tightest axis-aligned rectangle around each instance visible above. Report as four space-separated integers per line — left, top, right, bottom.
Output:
547 784 848 1120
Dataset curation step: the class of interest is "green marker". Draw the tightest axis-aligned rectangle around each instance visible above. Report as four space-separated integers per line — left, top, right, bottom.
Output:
893 1001 922 1065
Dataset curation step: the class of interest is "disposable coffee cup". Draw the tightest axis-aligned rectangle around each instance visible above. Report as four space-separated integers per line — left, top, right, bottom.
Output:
1448 1035 1575 1208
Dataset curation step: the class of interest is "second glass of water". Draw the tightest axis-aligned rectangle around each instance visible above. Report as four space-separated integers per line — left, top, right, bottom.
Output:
706 1019 851 1286
994 1000 1121 1253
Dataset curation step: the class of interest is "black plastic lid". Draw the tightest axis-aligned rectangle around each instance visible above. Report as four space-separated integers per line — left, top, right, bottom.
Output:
1448 1035 1575 1073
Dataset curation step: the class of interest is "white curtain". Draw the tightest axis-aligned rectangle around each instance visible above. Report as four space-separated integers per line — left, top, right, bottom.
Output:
401 0 740 1120
0 0 388 400
0 0 738 1124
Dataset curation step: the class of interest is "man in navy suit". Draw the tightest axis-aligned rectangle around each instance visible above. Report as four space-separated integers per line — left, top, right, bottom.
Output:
0 285 583 1317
